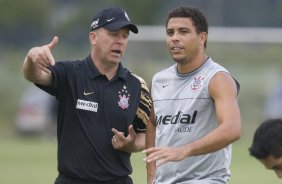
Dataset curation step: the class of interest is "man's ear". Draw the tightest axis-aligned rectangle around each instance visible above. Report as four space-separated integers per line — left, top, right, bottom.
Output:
89 31 97 45
199 32 207 46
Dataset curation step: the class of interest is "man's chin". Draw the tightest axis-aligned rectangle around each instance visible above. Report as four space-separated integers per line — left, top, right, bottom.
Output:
172 56 185 64
107 57 122 65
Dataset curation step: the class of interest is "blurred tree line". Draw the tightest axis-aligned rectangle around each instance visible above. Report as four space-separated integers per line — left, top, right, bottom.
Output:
0 0 282 48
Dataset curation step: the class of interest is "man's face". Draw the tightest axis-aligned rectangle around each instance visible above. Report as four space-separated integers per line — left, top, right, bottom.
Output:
91 27 129 66
166 17 206 64
260 155 282 178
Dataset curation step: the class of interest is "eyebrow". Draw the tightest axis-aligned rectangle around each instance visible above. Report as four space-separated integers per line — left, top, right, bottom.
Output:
167 27 190 30
166 27 191 33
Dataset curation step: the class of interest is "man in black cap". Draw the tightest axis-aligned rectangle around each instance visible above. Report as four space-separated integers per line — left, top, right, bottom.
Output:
23 7 152 184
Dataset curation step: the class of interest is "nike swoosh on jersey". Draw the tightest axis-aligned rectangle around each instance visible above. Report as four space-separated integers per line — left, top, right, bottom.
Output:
107 18 115 22
163 84 169 88
83 91 94 96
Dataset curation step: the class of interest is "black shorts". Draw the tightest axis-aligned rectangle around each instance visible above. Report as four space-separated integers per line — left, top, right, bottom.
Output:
54 174 133 184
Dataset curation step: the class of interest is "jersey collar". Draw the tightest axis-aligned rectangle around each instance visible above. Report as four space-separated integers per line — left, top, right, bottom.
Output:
85 55 127 81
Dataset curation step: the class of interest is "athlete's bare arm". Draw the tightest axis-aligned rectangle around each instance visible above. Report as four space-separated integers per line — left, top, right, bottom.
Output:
23 36 58 86
145 105 156 184
185 71 241 155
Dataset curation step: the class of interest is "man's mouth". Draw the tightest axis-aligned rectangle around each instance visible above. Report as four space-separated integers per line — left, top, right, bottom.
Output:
112 49 122 54
171 46 182 50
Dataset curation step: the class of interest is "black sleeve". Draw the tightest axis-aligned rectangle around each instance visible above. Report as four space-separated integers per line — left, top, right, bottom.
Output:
132 77 152 133
35 62 67 97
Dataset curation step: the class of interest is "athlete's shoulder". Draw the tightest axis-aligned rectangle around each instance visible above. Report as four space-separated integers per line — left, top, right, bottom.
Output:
208 58 240 93
207 58 228 72
152 64 176 84
154 64 175 77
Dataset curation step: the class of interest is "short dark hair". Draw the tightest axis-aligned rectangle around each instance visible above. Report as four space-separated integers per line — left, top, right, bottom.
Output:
249 119 282 159
166 7 208 48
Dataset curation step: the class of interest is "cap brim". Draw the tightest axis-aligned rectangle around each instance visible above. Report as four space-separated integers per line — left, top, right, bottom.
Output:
104 22 138 34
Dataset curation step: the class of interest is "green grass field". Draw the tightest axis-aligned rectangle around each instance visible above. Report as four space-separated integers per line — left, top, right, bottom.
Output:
0 135 281 184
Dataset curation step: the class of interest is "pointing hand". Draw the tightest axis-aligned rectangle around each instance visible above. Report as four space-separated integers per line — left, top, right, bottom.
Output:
27 36 58 73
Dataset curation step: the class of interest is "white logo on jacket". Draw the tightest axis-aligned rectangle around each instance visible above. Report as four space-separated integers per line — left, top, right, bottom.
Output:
76 99 98 112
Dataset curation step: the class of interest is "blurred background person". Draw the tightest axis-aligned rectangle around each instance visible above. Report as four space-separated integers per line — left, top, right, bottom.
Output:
249 118 282 178
15 85 57 136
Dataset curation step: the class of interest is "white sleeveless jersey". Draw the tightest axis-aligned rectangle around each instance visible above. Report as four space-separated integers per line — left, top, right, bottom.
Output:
151 58 239 184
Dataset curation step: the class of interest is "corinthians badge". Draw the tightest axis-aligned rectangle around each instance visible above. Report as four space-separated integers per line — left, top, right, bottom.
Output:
191 75 206 92
118 85 130 109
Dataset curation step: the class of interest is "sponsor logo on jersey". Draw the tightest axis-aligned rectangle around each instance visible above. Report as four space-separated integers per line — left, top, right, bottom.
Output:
76 99 98 112
156 110 197 125
191 75 206 92
173 125 193 132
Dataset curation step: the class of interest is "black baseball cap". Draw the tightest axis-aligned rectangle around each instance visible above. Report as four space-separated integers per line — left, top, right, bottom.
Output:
90 7 138 34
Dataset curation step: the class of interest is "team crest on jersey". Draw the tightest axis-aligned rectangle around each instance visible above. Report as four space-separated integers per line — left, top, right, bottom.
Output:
191 75 206 92
118 85 130 109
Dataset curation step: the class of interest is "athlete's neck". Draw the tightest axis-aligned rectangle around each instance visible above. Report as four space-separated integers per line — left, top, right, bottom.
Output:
177 55 208 74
